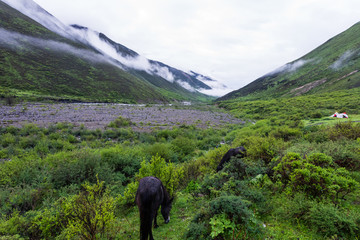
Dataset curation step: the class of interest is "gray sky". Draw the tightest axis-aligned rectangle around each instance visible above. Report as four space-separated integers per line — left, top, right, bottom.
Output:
34 0 360 90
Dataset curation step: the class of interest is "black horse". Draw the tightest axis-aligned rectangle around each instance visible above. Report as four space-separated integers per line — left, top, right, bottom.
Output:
135 176 173 240
216 146 246 172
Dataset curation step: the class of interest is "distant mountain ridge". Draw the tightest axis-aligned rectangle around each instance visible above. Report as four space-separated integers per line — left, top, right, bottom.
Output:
0 0 227 103
218 21 360 101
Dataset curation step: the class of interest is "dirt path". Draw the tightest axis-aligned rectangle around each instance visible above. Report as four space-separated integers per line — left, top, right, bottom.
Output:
0 103 244 131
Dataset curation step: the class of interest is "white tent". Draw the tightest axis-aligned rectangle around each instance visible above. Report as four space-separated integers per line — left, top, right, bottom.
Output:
330 112 348 118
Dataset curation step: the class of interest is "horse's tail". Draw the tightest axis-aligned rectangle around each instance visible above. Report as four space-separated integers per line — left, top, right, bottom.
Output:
140 210 153 240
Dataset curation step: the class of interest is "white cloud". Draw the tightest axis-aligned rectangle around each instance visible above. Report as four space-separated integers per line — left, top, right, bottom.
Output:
176 80 196 92
330 50 357 70
0 28 116 65
266 59 313 76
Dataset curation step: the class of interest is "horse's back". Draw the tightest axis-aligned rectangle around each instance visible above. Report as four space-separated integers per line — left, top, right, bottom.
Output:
136 177 163 207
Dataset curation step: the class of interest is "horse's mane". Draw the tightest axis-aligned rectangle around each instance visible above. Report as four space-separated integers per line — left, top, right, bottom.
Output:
159 179 171 204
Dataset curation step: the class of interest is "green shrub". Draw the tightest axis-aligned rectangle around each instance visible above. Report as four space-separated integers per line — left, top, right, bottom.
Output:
145 142 174 161
18 124 40 137
18 135 38 149
235 136 283 164
107 116 132 128
272 192 313 222
306 203 360 238
285 140 360 170
34 179 117 239
100 146 143 180
273 152 303 184
119 154 184 205
185 195 264 240
156 128 180 141
306 152 334 168
198 172 229 198
222 157 266 181
1 133 16 148
270 126 302 141
328 122 360 141
310 111 323 119
45 150 114 188
171 136 196 161
183 144 231 180
0 211 30 238
273 152 359 202
185 222 208 240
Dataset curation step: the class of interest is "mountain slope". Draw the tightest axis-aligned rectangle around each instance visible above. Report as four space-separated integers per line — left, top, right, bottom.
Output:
73 24 214 93
0 1 167 103
0 1 219 102
218 21 360 101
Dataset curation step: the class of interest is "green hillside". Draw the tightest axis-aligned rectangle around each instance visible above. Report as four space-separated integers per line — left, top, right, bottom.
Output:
219 21 360 101
0 2 210 103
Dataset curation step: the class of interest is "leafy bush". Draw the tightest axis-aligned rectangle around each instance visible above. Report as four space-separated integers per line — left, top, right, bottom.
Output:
107 116 133 128
145 142 174 161
185 195 264 240
222 156 266 181
197 172 229 198
306 203 360 238
100 146 144 180
270 126 302 141
34 179 117 239
45 150 114 188
119 154 184 205
272 192 313 222
171 136 196 161
0 211 31 238
328 122 360 141
235 136 284 164
184 144 231 180
273 152 359 202
306 152 334 168
285 139 360 170
185 222 207 240
290 164 358 201
273 152 303 184
0 133 16 148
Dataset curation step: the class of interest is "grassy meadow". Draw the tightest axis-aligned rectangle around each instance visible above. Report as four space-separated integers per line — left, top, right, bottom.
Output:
0 91 359 239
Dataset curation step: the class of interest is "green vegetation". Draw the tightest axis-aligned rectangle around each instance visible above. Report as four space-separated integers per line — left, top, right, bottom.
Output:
0 95 359 239
218 88 360 120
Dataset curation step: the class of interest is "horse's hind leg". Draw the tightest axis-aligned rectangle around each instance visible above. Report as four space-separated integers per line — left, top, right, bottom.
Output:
153 211 159 228
149 230 154 240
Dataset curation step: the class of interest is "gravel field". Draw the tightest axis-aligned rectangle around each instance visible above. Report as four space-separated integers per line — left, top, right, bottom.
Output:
0 103 244 131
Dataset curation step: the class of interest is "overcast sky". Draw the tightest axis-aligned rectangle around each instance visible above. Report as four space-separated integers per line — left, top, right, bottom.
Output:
33 0 360 90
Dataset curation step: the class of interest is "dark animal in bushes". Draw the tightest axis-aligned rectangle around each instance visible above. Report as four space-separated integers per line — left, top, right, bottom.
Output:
135 176 173 240
216 146 246 172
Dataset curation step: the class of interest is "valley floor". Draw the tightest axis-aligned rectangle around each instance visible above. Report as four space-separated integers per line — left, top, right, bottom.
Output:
0 102 243 131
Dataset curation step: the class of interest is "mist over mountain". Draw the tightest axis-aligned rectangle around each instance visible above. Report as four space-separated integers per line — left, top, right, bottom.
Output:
218 21 360 101
0 0 228 103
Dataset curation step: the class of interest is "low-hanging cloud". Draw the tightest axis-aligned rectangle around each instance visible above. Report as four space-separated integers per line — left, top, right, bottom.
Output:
265 59 312 76
70 26 177 82
176 80 196 92
0 28 118 66
329 50 358 70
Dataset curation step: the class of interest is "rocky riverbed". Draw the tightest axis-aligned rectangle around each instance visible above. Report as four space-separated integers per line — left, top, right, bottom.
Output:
0 103 244 131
